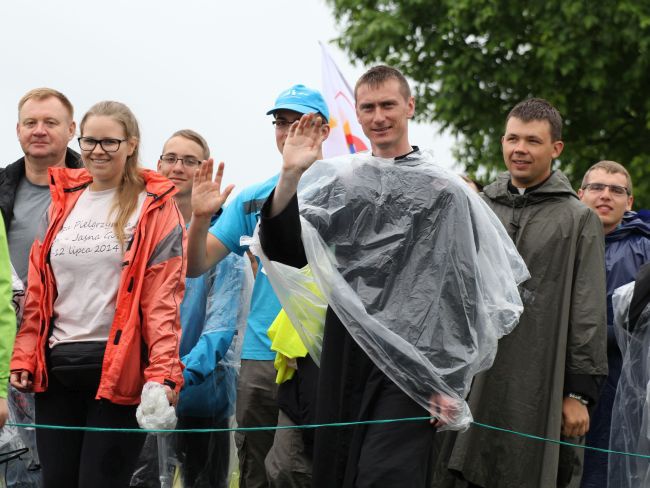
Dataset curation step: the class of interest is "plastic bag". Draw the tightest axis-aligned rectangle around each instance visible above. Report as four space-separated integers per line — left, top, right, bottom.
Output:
11 265 25 326
249 149 529 430
0 267 42 487
609 281 650 486
137 382 177 431
132 252 253 487
179 252 252 419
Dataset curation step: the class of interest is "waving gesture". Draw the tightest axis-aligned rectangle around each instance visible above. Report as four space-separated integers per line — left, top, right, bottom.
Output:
192 159 234 219
281 113 327 175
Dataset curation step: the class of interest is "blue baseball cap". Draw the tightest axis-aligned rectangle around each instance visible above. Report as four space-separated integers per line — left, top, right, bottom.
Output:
266 84 330 123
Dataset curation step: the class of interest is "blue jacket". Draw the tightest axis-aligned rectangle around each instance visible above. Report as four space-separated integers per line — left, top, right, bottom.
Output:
604 212 650 327
637 208 650 224
176 240 252 419
582 211 650 488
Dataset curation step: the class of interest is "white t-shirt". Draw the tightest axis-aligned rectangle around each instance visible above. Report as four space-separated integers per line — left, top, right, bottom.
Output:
49 187 146 347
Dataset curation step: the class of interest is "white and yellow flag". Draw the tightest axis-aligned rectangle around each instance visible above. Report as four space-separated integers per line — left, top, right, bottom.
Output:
320 43 370 158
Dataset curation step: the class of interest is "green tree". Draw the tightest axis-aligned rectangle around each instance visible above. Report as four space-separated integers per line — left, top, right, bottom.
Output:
327 0 650 207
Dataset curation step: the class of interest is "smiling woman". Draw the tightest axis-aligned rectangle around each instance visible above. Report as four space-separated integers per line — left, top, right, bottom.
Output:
9 101 186 487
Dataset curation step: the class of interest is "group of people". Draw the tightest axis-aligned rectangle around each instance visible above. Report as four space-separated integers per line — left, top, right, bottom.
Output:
0 63 647 488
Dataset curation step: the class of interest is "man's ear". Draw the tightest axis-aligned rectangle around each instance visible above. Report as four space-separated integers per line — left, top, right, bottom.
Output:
406 96 415 119
66 121 76 142
321 123 331 141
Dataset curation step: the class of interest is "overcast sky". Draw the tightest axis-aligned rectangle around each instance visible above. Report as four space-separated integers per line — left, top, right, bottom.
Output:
0 1 456 195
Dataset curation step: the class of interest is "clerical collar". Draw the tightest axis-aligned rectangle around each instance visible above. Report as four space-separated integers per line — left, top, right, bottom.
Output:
371 146 419 160
507 171 554 195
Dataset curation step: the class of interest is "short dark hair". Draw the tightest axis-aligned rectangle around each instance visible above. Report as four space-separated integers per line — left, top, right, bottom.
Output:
506 98 562 141
354 65 411 101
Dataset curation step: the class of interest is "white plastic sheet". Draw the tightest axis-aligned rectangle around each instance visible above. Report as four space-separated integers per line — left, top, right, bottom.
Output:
10 265 24 326
131 252 253 487
250 149 529 430
609 282 650 486
0 266 40 487
137 382 177 431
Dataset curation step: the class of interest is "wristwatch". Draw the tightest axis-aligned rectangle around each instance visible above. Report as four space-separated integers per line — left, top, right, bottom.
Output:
567 392 589 406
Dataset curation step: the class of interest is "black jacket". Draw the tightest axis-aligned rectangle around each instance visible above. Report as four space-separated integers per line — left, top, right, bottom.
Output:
260 192 435 488
0 148 81 233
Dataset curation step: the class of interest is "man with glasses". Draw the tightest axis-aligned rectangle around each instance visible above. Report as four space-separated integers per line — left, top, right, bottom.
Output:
157 130 204 226
577 161 650 488
1 88 81 286
187 85 330 488
132 129 252 488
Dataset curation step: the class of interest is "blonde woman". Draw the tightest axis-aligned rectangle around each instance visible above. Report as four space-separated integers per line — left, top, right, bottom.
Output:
10 101 186 487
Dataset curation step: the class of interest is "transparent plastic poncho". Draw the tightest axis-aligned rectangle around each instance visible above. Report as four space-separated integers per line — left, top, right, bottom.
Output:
609 282 650 486
130 252 253 488
249 149 529 430
0 266 40 487
179 251 253 418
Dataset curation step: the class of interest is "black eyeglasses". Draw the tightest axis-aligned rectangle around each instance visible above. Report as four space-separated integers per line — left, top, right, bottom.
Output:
78 137 127 153
159 154 202 168
272 119 300 130
582 182 630 196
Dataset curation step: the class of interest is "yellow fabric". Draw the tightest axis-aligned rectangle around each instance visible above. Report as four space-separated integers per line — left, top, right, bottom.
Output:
267 265 327 384
268 310 308 384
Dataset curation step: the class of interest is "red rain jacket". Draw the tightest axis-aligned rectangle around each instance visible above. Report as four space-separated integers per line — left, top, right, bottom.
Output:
10 167 186 404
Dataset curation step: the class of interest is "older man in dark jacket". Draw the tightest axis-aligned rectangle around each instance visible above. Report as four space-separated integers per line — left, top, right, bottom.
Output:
0 88 80 285
0 89 79 484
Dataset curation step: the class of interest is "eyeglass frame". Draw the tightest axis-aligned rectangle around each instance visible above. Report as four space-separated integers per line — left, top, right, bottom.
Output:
272 113 328 131
78 137 127 153
272 119 301 131
581 182 631 196
159 154 203 168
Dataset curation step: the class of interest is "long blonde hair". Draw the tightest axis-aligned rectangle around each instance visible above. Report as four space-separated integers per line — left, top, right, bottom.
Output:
80 101 145 247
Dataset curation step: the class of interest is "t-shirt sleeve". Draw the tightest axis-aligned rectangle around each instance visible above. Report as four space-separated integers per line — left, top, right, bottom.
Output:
209 195 249 256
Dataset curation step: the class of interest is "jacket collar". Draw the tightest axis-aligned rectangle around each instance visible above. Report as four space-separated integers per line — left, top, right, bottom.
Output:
606 211 650 242
2 147 81 183
484 170 579 206
47 167 178 202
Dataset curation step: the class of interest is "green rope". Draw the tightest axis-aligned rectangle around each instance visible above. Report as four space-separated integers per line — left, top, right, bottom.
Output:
7 418 650 460
6 416 428 434
471 421 650 460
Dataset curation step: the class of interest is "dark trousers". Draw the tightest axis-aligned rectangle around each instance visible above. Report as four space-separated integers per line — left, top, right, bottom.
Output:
352 375 436 487
176 416 230 488
265 410 312 488
313 311 437 488
35 367 144 488
234 359 279 488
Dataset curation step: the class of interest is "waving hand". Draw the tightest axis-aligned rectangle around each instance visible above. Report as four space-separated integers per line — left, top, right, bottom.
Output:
191 159 235 218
